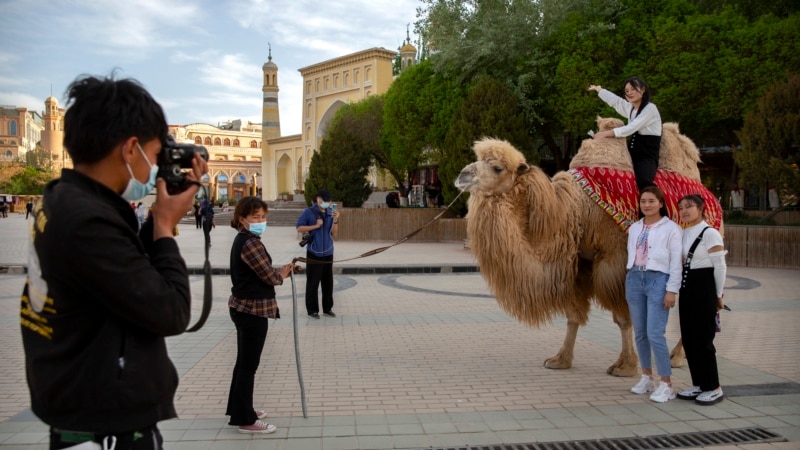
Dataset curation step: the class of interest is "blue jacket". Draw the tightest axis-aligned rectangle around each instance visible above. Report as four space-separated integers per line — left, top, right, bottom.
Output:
296 205 334 257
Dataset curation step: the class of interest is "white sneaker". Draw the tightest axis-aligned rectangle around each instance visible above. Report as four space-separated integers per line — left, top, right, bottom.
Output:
631 375 655 394
650 382 675 403
676 386 702 400
695 387 724 405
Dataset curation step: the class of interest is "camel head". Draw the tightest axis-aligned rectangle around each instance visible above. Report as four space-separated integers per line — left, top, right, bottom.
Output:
455 137 530 196
597 116 624 131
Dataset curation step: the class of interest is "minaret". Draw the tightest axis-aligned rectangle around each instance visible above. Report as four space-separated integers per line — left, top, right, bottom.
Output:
261 43 281 140
399 24 417 71
41 96 65 168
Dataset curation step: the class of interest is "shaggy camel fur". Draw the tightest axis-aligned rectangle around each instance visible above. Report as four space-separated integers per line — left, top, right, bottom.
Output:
455 138 638 376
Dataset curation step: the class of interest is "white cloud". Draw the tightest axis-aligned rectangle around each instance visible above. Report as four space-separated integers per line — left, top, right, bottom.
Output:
0 91 49 112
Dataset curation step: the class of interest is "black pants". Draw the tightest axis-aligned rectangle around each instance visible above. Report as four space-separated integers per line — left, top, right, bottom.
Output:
226 309 269 426
50 426 163 450
632 157 659 193
195 215 202 228
305 253 334 314
679 268 720 391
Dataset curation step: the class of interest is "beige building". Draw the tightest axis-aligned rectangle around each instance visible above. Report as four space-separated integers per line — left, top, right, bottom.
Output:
168 120 263 201
261 46 406 200
0 98 68 169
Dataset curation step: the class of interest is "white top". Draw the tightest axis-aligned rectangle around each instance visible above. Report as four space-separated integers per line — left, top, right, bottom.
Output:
626 216 683 293
682 221 724 269
598 89 662 138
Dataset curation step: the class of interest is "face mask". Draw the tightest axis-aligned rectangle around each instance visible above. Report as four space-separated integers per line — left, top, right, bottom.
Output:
121 143 158 201
320 201 330 209
248 221 267 236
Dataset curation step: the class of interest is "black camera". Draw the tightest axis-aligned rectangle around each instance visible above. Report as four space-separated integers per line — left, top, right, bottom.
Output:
157 136 209 194
299 232 314 247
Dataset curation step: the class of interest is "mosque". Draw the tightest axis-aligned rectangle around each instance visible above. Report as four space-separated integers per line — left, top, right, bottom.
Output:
1 37 418 203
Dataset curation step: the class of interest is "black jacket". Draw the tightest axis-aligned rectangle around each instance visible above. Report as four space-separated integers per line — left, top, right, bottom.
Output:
20 169 191 433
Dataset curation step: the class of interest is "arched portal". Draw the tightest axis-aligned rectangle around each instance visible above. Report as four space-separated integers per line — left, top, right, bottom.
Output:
276 153 292 195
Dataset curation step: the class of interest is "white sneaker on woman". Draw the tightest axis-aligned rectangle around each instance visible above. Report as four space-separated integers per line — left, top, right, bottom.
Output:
631 375 655 394
650 382 675 403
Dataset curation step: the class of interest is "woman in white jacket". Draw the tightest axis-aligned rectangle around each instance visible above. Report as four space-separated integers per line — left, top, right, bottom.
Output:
625 186 683 403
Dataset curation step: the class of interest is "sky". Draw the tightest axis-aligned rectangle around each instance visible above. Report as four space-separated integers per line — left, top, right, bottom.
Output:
0 0 422 136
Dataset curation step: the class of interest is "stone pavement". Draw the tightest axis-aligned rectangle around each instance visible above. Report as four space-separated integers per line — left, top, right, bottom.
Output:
0 212 798 449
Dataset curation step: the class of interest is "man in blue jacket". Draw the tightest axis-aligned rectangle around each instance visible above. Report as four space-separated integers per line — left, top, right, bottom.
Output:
20 74 208 450
295 189 340 318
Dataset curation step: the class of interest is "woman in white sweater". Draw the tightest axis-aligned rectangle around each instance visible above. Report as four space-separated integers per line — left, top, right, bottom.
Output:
588 77 662 192
625 186 683 403
676 194 727 405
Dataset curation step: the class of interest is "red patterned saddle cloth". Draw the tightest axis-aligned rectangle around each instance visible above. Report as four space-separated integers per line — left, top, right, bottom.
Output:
568 167 722 232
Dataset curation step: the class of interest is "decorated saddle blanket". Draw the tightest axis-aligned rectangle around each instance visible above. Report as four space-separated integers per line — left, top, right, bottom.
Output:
568 167 723 232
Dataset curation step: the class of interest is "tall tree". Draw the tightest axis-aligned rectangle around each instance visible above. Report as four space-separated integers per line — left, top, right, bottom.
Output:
382 60 464 195
734 74 800 202
304 104 374 207
440 76 535 215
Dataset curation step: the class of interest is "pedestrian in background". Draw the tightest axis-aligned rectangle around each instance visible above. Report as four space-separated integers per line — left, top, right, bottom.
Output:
226 196 293 434
296 189 339 319
625 185 682 403
676 194 727 405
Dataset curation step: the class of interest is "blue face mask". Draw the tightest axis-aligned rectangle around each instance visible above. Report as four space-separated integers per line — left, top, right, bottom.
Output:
320 201 330 209
248 221 267 236
121 143 158 202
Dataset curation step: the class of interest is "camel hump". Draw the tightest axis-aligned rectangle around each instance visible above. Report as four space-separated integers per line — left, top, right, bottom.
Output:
659 123 701 180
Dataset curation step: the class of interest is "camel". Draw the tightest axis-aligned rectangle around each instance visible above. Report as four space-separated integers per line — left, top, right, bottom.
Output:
455 119 720 375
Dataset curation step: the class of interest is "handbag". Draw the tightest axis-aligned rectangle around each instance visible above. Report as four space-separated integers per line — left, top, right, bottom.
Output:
682 227 722 332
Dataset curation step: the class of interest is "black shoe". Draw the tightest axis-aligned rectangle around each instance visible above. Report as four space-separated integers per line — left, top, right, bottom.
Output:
308 313 320 319
323 311 336 317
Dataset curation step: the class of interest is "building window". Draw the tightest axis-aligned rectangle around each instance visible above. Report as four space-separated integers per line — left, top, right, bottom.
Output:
5 150 11 159
214 137 221 145
194 136 202 144
250 140 258 148
224 138 231 146
233 139 240 146
9 120 17 136
204 137 212 145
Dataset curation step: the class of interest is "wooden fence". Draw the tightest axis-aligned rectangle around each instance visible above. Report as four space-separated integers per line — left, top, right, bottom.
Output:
335 209 799 269
724 225 800 269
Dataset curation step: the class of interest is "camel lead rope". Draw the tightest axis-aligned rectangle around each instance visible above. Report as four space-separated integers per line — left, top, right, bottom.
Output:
296 190 465 266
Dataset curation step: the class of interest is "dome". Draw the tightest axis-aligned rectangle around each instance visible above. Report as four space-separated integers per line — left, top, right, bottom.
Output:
262 60 278 71
45 96 58 105
400 42 417 53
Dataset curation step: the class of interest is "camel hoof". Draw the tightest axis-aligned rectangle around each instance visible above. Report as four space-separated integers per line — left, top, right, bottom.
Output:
544 357 572 370
670 356 685 368
608 364 638 377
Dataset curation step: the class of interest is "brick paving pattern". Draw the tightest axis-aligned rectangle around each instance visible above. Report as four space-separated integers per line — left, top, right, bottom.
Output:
0 212 798 449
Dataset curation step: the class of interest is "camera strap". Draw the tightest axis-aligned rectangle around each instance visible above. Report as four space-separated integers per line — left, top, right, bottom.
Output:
186 199 213 333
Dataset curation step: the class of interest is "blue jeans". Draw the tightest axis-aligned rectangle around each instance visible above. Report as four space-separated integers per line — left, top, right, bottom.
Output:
626 269 672 377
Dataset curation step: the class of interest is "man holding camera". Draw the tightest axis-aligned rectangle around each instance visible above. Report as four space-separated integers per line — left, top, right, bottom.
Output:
20 74 208 450
296 189 339 319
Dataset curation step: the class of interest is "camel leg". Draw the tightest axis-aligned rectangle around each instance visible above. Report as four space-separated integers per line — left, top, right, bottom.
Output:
544 320 578 370
670 337 685 368
607 311 639 377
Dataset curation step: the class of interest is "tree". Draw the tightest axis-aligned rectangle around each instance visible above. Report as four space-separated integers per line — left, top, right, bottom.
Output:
304 103 374 207
381 60 464 195
0 165 52 195
440 76 535 215
735 74 800 203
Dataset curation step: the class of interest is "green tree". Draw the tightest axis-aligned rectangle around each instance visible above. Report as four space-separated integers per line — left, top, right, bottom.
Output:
440 76 536 215
0 165 52 195
381 60 464 195
304 103 374 207
735 74 800 202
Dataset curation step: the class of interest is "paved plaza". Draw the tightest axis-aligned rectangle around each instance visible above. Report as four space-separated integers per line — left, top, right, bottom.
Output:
0 211 798 449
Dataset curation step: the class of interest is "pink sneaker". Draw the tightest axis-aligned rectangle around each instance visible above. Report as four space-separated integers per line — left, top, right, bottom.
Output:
239 420 277 434
255 410 268 419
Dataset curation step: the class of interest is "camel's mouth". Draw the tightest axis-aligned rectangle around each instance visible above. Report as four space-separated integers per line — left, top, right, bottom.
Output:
454 171 476 192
